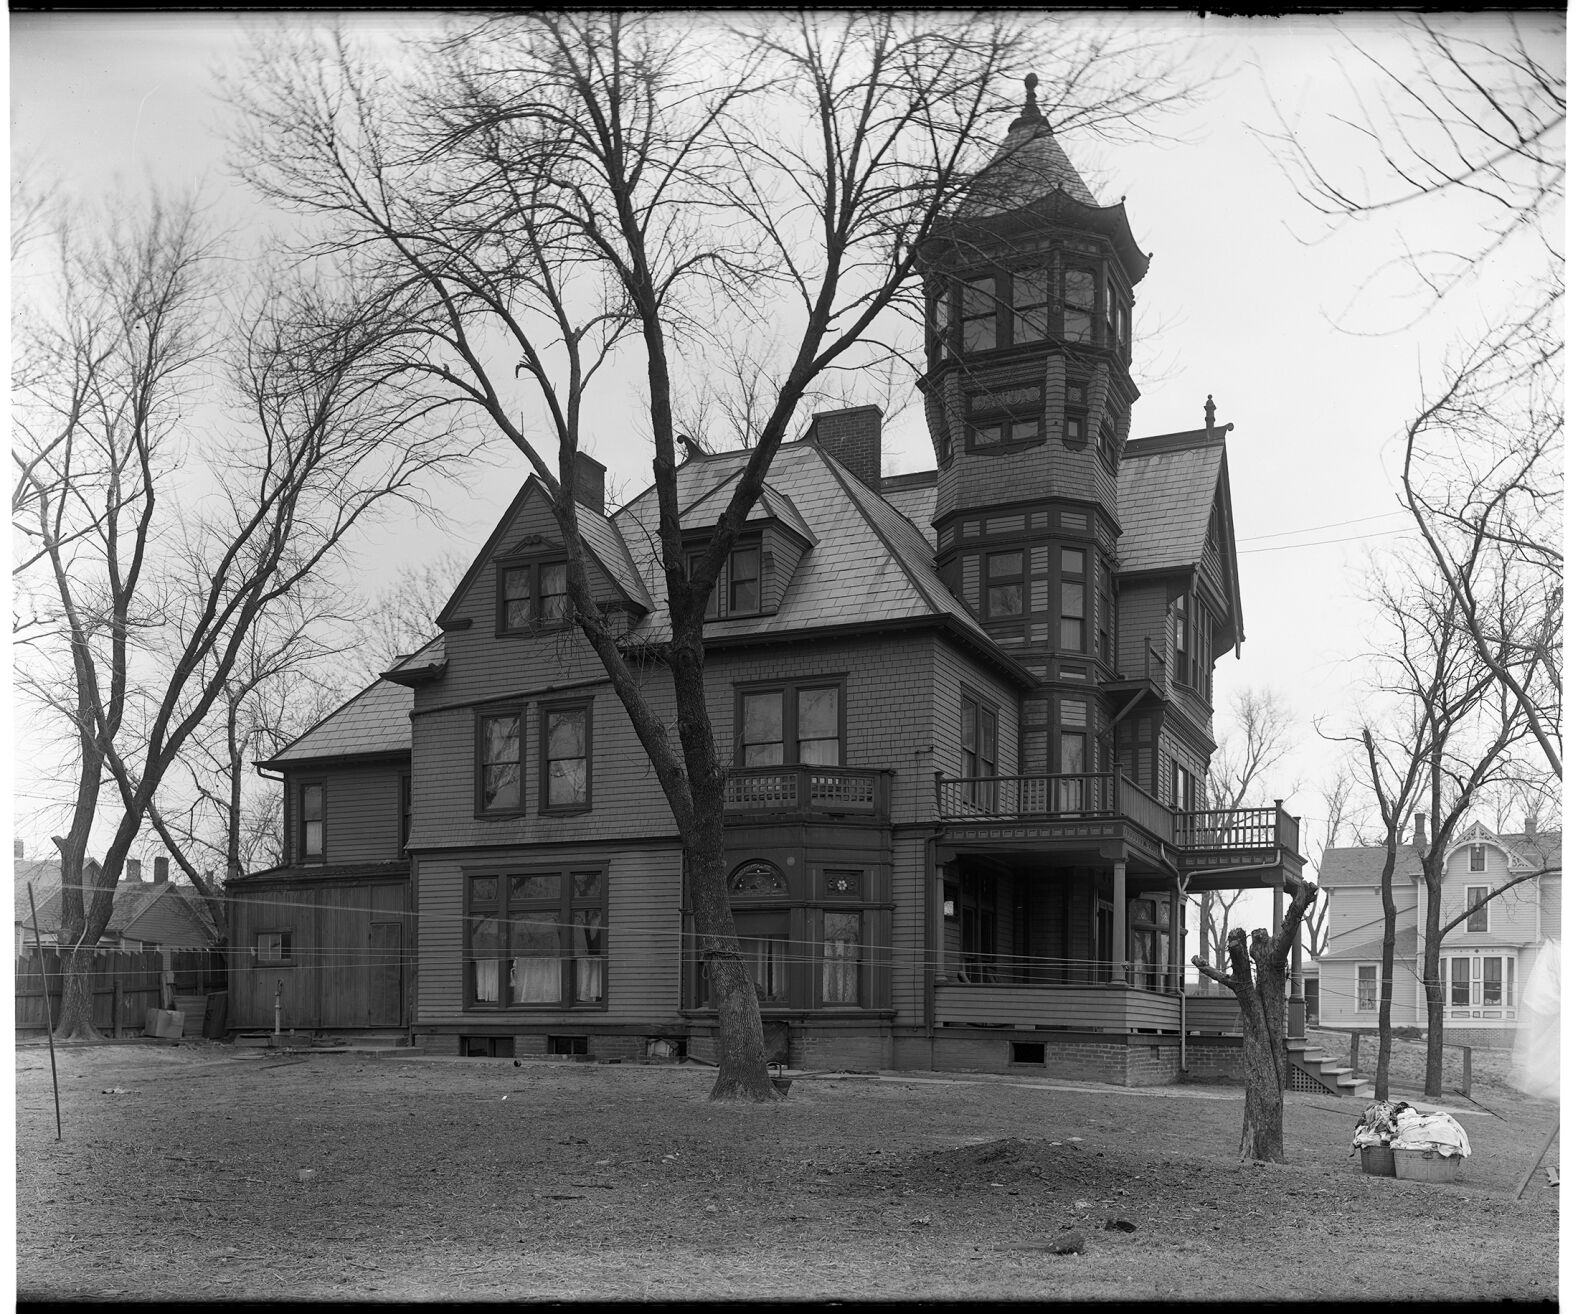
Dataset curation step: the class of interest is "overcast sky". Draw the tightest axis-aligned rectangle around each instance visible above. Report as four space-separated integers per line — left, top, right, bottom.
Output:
10 11 1556 892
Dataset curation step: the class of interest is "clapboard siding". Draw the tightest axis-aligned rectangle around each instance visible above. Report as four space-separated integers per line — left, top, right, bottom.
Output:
933 637 1020 783
409 686 679 850
229 877 411 1030
416 844 683 1028
329 768 403 863
1114 578 1170 687
889 832 930 1028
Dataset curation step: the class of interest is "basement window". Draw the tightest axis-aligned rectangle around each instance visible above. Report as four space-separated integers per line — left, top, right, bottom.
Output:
550 1034 589 1057
460 1035 516 1058
1010 1041 1046 1065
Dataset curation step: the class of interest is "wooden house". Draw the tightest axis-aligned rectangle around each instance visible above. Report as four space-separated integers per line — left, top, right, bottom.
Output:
17 849 220 965
225 674 416 1033
1315 817 1561 1048
238 82 1307 1082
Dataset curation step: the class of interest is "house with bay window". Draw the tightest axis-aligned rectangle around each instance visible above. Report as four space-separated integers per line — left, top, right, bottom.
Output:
231 77 1308 1083
1315 817 1561 1048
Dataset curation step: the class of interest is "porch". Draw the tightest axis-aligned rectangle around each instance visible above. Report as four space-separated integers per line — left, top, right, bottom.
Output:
932 981 1245 1035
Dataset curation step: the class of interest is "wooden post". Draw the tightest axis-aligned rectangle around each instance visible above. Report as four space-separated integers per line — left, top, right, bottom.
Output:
1461 1046 1471 1099
113 978 123 1039
1109 860 1127 986
1349 1030 1360 1073
26 884 62 1142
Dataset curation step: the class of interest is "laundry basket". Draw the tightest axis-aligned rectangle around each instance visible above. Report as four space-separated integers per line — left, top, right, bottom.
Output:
1393 1148 1463 1183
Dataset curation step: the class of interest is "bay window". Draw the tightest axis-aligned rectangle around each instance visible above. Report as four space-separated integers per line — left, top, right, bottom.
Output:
466 868 606 1010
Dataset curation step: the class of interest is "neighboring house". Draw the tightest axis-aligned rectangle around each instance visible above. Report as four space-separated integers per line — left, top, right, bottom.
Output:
236 83 1305 1083
1316 817 1561 1048
17 850 221 965
226 672 415 1033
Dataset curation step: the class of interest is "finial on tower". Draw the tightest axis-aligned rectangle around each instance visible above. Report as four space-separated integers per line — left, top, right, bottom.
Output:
1010 72 1049 130
1204 394 1217 429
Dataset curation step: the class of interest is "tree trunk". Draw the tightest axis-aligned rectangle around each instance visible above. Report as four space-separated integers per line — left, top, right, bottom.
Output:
1375 849 1399 1101
53 945 103 1041
1193 881 1316 1163
1236 967 1287 1161
686 786 777 1101
1421 878 1444 1095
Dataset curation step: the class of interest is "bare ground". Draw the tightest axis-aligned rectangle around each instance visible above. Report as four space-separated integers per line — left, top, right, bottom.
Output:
15 1039 1559 1303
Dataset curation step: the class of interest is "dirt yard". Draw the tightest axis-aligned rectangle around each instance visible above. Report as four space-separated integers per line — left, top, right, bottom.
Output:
15 1039 1558 1303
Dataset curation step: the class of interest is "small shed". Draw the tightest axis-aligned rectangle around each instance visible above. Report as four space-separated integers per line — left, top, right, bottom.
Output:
226 861 412 1033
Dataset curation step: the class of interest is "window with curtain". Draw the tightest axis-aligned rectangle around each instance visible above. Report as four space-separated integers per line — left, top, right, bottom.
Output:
466 868 607 1009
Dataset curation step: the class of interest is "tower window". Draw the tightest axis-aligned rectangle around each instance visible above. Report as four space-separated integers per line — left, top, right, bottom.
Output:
961 275 999 352
1105 276 1130 359
984 550 1026 619
1061 268 1095 343
1011 269 1049 342
1059 548 1087 652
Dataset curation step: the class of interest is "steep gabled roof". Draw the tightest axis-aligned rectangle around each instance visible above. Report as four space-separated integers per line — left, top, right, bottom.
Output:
1116 424 1244 648
880 470 939 542
435 477 651 631
613 442 1029 685
262 674 413 767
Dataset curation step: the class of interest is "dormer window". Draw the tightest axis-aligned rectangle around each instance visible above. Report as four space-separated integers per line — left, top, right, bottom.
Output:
499 560 570 632
728 545 760 614
688 540 766 620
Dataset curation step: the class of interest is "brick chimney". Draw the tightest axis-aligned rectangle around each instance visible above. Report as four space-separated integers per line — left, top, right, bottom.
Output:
808 405 883 493
572 451 606 514
13 839 22 860
127 858 142 882
1413 813 1426 847
154 856 169 885
1526 814 1537 840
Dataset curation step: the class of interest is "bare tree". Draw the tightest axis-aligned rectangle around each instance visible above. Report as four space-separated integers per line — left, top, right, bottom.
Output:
11 190 473 1039
227 12 1199 1099
146 602 355 931
1325 561 1532 1096
1267 14 1563 780
1194 880 1318 1162
1402 321 1562 780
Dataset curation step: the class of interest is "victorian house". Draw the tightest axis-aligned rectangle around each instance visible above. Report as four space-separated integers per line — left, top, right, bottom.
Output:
229 81 1306 1083
1316 817 1561 1049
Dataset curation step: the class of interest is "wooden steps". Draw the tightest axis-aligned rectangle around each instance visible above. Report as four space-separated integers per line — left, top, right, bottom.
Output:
1286 1038 1372 1098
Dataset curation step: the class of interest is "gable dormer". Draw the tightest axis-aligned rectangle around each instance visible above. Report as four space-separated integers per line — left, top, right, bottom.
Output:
435 469 651 637
679 479 817 622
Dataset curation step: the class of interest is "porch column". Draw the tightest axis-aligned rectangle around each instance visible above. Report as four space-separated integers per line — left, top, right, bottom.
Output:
1110 860 1127 985
1288 890 1306 1039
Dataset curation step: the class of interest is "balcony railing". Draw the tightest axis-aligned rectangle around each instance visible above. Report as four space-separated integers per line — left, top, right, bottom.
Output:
723 765 889 818
936 772 1297 855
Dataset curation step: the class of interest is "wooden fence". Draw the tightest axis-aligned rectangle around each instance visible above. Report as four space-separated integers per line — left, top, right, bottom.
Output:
17 948 168 1035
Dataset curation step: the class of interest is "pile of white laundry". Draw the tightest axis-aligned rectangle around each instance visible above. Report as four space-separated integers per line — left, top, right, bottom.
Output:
1391 1107 1472 1158
1351 1099 1472 1159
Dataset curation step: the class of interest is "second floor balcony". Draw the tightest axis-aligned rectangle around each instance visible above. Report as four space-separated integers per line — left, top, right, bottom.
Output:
723 764 891 821
936 770 1301 873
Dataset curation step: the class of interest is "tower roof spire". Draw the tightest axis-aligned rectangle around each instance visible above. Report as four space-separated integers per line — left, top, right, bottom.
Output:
956 71 1096 214
1010 72 1048 131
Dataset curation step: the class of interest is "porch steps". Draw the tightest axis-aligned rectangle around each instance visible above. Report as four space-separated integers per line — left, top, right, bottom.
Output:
1286 1039 1372 1098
